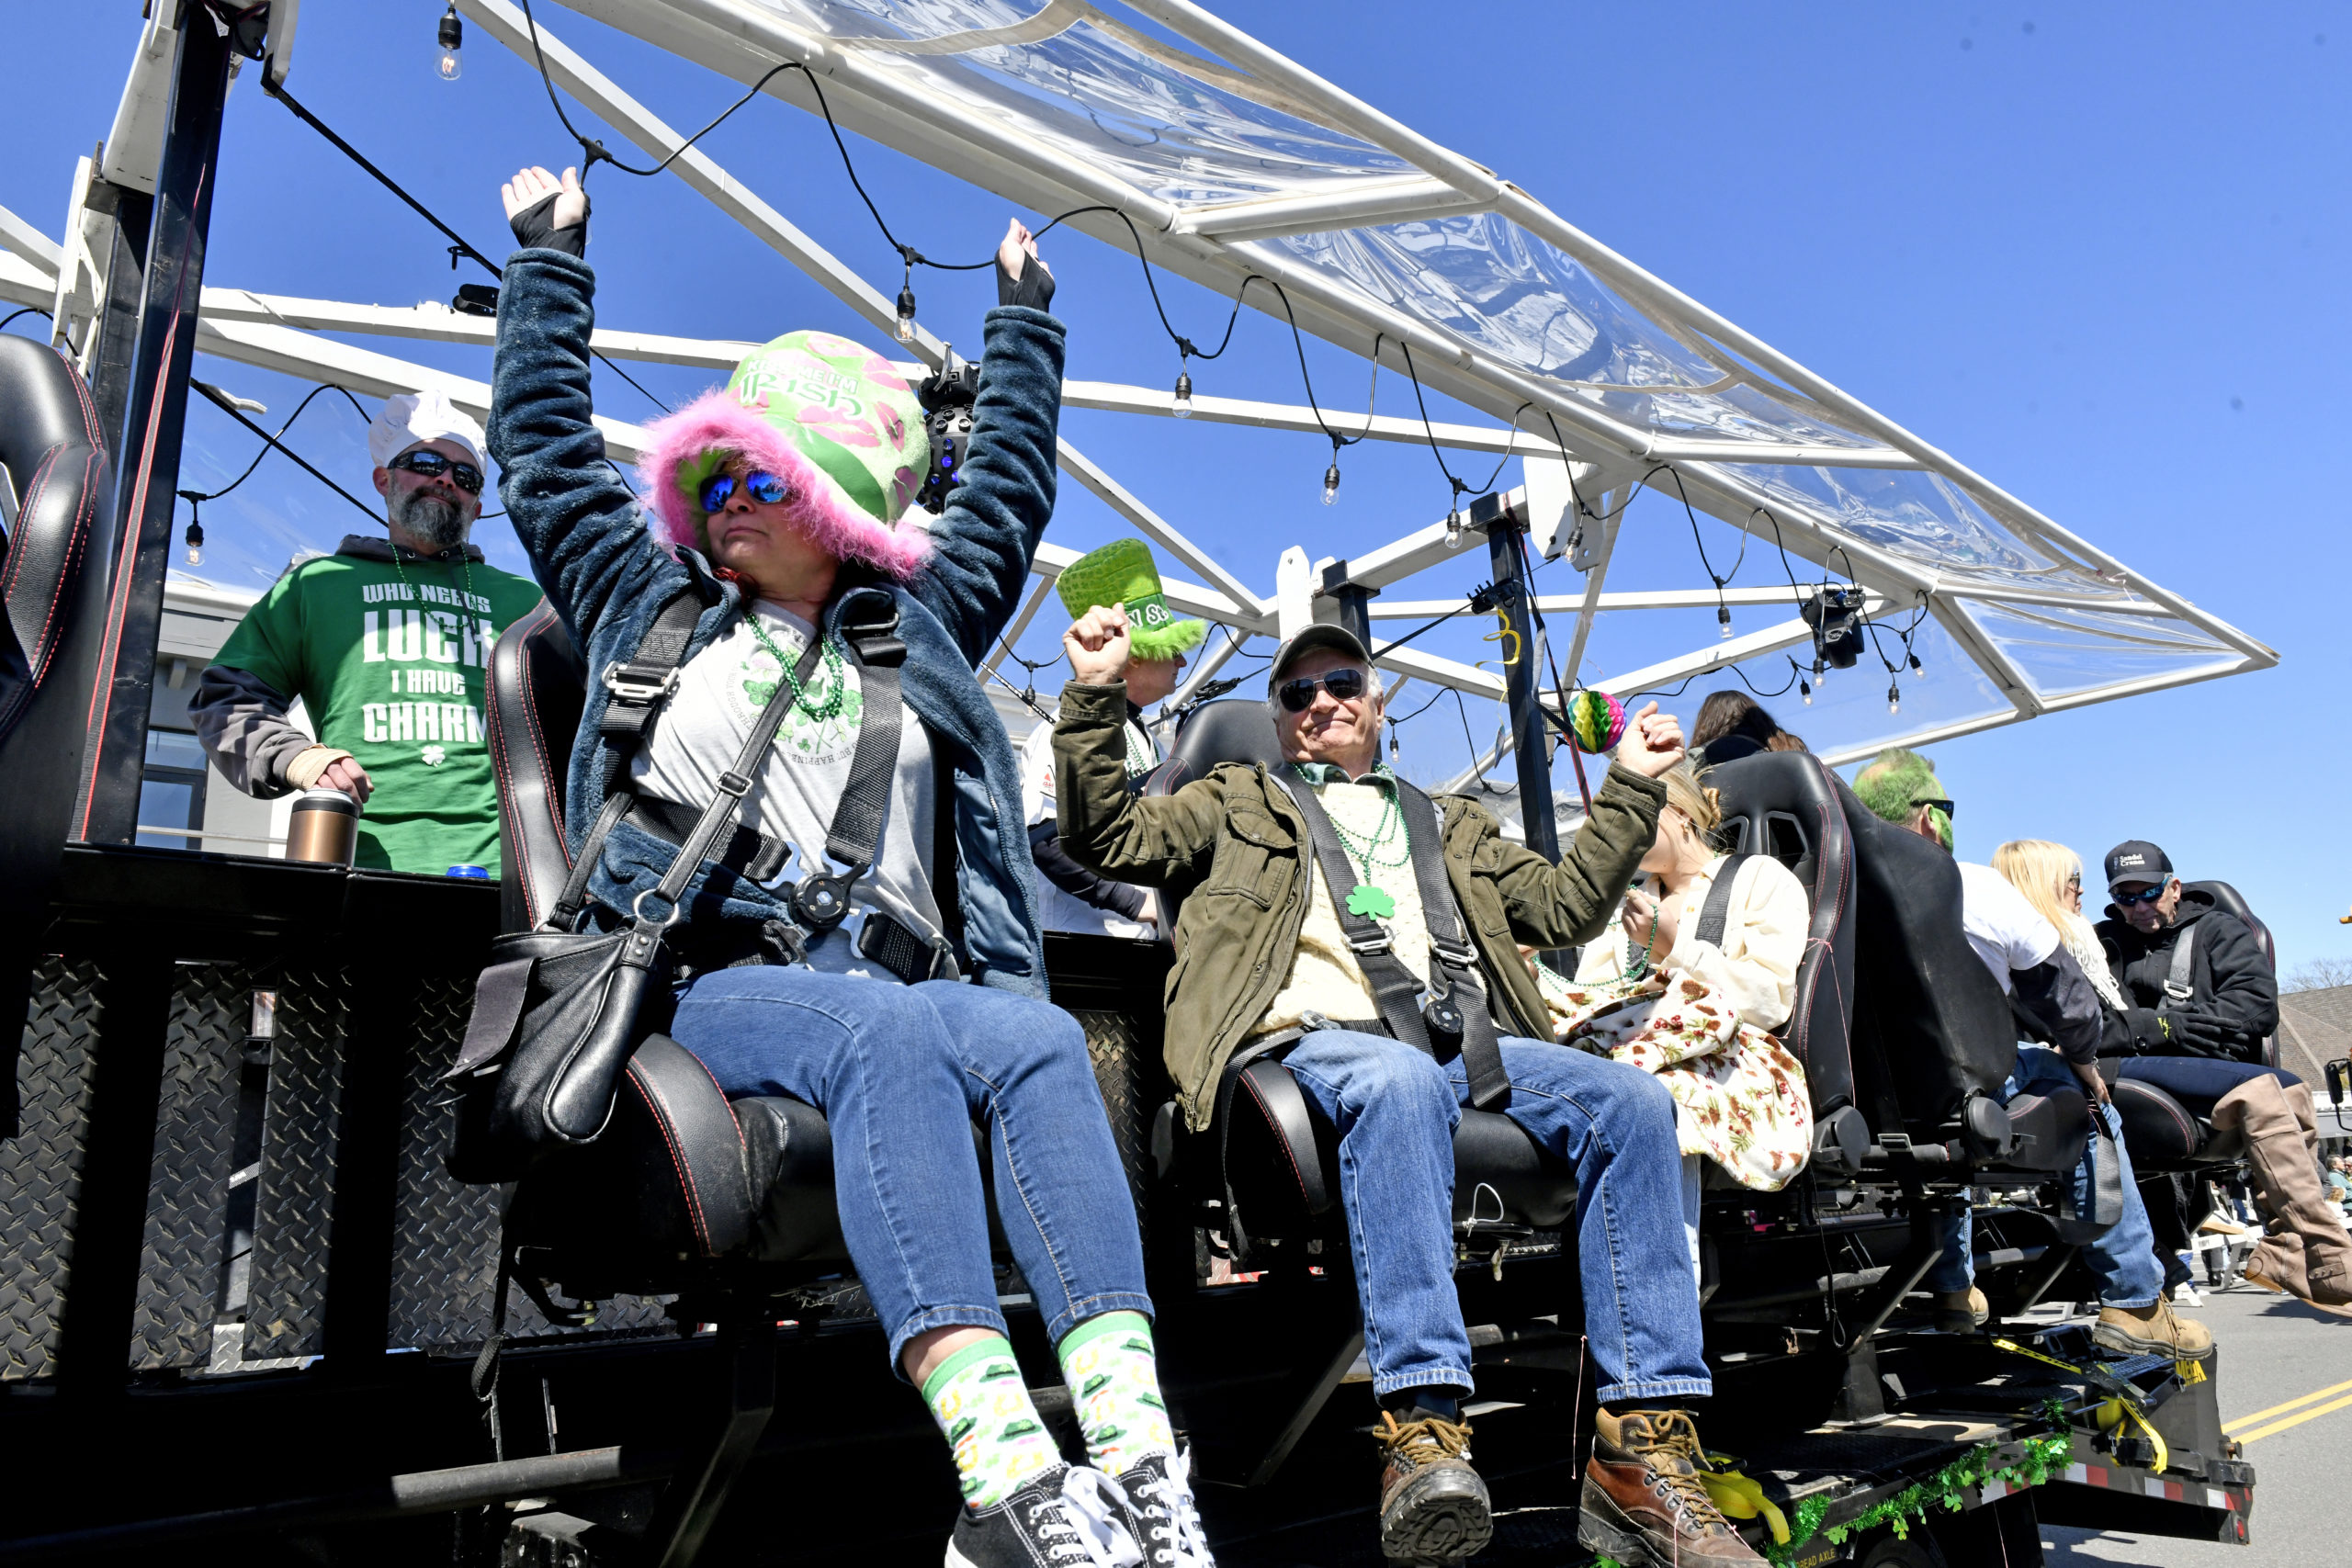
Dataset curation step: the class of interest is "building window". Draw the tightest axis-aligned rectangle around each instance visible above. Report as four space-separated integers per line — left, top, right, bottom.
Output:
137 728 210 851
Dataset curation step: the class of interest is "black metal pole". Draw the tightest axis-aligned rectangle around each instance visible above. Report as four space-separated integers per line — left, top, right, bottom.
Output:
1486 510 1559 863
72 9 235 843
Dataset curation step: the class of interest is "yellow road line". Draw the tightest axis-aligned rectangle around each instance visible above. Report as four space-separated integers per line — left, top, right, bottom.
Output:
2222 1375 2352 1434
2234 1392 2352 1444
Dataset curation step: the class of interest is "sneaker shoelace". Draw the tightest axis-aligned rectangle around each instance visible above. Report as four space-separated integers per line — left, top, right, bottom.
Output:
1130 1450 1212 1567
1622 1413 1730 1532
1041 1467 1146 1568
1377 1410 1475 1468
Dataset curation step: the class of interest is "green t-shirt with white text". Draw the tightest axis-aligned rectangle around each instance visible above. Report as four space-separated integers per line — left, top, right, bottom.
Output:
214 549 544 874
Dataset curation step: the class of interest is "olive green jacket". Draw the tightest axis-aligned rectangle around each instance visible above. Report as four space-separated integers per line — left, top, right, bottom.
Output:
1051 682 1666 1130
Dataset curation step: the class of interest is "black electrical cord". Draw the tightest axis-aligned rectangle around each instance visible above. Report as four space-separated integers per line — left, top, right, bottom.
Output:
265 77 672 415
188 380 385 524
182 382 371 505
1 305 54 333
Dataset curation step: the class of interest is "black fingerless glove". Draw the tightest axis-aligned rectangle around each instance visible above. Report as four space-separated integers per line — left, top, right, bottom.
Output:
510 190 590 258
997 252 1056 311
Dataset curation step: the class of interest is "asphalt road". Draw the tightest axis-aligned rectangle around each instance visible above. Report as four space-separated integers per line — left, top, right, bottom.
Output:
2043 1280 2352 1568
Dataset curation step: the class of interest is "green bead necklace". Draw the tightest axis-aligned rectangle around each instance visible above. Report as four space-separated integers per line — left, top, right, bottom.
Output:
389 547 480 688
1327 784 1410 920
744 610 849 720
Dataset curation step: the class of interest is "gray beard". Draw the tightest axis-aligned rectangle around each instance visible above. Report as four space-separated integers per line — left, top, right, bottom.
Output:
388 486 469 549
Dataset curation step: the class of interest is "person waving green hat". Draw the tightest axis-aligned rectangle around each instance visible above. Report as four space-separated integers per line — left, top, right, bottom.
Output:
1055 538 1207 661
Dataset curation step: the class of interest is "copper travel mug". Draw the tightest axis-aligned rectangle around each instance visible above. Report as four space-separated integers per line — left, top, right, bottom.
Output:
286 788 359 866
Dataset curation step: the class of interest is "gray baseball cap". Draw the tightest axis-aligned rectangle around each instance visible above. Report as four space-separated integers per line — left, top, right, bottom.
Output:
1265 622 1374 694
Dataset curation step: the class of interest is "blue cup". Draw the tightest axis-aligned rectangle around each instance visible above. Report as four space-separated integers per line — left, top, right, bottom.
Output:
446 863 491 879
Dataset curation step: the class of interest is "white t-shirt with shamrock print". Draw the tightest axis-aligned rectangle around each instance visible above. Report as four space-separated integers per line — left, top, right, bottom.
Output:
631 600 945 979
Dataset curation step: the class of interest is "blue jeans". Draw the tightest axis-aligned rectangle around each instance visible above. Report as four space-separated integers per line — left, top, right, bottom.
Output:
1281 1031 1711 1406
670 967 1152 1371
1925 1045 2164 1309
2118 1056 2299 1115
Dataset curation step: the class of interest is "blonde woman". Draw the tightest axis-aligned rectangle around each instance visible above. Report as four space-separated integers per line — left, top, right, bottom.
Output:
1994 840 2350 1314
1578 764 1810 1032
1553 763 1815 1195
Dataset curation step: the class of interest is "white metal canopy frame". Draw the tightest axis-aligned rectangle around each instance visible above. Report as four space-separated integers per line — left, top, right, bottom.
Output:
0 0 2272 791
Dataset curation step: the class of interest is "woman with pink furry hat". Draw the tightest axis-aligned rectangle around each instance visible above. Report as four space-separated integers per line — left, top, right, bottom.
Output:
487 166 1211 1568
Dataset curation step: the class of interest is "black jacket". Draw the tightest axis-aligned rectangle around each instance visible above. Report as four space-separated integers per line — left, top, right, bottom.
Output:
2095 890 2278 1062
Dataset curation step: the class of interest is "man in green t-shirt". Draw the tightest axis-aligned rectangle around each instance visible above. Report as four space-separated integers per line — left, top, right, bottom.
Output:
193 389 543 874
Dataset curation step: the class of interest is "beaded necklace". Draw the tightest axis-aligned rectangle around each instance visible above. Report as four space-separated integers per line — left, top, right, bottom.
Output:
389 545 480 682
743 608 849 719
1322 773 1410 921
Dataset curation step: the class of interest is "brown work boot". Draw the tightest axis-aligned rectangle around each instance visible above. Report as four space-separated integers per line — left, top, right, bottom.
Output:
2092 1299 2213 1359
2216 1077 2352 1310
1374 1410 1492 1563
1579 1409 1765 1568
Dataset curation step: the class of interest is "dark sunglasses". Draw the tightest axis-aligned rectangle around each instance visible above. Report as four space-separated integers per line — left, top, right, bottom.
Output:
1277 667 1369 713
1917 797 1955 820
698 469 793 514
386 449 483 495
2113 883 2173 908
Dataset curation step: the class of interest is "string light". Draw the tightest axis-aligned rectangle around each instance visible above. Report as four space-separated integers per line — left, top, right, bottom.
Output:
1717 603 1733 640
1171 367 1193 418
1800 674 1813 706
1887 680 1901 715
1444 507 1465 550
1908 649 1926 682
435 5 463 81
893 282 918 344
1322 454 1341 506
183 511 204 567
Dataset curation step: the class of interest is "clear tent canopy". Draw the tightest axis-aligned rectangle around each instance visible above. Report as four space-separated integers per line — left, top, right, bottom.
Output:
0 0 2272 801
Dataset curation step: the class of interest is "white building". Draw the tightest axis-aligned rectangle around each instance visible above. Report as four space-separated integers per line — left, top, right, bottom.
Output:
141 570 313 858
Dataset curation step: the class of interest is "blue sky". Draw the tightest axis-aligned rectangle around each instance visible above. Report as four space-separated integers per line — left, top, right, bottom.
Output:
6 4 2346 970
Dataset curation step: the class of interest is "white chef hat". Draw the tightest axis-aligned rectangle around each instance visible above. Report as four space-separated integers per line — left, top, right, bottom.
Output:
368 388 485 470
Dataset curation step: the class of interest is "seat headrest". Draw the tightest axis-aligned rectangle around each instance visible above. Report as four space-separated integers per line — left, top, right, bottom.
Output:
1704 750 1838 889
1167 698 1282 775
2185 880 2273 965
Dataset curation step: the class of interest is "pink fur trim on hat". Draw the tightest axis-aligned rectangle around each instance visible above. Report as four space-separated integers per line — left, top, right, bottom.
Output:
637 389 932 581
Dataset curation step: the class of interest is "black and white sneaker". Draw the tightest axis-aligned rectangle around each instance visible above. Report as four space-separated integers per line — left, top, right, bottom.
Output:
1108 1450 1214 1567
948 1465 1145 1568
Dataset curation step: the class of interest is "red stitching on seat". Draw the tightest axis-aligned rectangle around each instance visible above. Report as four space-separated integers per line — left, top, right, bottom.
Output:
628 1064 714 1253
1238 1069 1313 1208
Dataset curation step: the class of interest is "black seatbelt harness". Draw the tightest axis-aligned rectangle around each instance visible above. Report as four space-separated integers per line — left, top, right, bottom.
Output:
1693 854 1752 950
1272 765 1512 1111
543 586 948 984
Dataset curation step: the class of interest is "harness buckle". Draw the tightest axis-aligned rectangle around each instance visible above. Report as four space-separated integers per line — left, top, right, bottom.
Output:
602 661 681 705
1345 930 1394 957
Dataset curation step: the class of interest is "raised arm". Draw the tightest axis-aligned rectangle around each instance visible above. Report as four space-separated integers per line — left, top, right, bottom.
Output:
486 165 667 642
911 223 1066 664
1484 764 1667 948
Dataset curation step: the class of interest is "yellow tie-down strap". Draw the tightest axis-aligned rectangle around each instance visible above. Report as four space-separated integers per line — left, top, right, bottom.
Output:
1700 1453 1790 1543
1991 1337 2169 1477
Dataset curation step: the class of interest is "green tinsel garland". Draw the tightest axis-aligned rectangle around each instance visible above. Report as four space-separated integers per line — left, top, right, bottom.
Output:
1758 1405 2075 1567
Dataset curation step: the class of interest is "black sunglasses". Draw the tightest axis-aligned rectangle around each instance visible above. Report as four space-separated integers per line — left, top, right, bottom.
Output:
699 469 793 514
386 449 483 495
2113 883 2173 908
1277 667 1369 713
1917 797 1955 820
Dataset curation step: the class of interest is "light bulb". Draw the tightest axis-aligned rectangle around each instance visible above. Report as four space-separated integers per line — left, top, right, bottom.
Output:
183 518 204 567
1389 728 1400 760
436 5 463 80
1444 510 1464 550
1322 461 1340 505
1800 679 1812 707
1887 682 1901 715
1717 603 1733 640
1908 651 1925 682
894 285 918 344
1171 369 1193 418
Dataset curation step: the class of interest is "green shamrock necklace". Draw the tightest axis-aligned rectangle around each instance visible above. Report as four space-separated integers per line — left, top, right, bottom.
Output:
1329 787 1411 920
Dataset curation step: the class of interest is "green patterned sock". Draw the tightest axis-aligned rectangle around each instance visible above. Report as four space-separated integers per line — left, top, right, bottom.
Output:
922 1337 1064 1508
1057 1311 1176 1475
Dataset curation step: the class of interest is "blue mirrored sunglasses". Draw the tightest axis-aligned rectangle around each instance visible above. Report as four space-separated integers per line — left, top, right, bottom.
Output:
698 469 792 514
2112 883 2173 908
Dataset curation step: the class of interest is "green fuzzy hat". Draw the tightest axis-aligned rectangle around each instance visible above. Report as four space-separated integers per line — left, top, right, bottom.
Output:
1852 747 1951 849
1057 539 1207 661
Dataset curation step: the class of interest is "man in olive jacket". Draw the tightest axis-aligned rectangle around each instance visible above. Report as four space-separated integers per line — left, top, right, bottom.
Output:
1053 614 1758 1568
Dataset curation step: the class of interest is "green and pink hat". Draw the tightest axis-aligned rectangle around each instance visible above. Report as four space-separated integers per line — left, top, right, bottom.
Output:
639 330 933 581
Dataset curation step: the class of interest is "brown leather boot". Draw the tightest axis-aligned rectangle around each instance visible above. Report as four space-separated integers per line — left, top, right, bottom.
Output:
2217 1077 2352 1308
2093 1299 2213 1358
1374 1410 1492 1563
1579 1409 1764 1568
